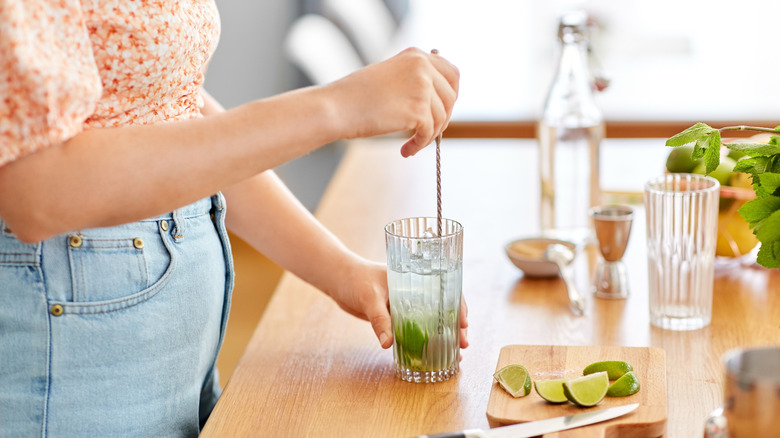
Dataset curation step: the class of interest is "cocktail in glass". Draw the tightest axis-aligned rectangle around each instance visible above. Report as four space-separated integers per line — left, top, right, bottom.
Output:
385 217 463 383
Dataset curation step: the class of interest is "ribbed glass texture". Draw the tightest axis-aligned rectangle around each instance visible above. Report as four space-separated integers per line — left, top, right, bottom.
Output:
385 217 463 383
645 174 719 330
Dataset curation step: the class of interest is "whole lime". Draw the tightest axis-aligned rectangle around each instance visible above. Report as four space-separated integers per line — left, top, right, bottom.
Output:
666 145 702 173
692 156 736 186
727 149 747 161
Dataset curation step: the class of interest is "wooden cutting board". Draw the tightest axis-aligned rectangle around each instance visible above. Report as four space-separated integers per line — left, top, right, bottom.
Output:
487 345 667 437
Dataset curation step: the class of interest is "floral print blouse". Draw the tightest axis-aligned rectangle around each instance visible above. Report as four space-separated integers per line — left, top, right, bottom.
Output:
0 0 221 167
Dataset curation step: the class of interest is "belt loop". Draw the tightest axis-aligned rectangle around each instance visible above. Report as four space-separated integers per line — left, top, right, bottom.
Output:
212 192 225 212
172 208 185 241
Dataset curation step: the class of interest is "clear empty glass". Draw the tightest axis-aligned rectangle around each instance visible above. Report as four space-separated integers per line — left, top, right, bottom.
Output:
385 217 463 383
645 174 719 330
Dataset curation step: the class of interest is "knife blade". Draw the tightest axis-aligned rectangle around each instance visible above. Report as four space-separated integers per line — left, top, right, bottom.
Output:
413 403 638 438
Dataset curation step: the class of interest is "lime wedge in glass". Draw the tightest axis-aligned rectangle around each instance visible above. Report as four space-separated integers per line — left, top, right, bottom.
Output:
493 364 531 398
583 360 633 380
607 371 641 397
534 378 569 404
394 319 428 371
563 371 609 407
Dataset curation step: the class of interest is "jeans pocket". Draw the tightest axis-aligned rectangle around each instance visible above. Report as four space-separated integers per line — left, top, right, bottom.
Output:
64 221 176 312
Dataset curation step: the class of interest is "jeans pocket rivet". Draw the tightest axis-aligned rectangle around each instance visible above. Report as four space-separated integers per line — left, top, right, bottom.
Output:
50 304 64 316
69 235 82 248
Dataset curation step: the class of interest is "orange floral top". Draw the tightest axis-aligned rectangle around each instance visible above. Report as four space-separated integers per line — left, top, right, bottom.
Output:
0 0 220 167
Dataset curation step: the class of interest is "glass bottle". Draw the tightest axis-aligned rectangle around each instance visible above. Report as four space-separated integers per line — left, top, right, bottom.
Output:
538 10 604 244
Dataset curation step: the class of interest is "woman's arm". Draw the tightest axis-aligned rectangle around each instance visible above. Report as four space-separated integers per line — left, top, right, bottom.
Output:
0 48 458 243
203 88 393 346
222 171 399 347
208 90 467 350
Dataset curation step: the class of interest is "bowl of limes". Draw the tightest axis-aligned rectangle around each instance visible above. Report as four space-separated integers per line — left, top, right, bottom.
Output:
665 141 759 260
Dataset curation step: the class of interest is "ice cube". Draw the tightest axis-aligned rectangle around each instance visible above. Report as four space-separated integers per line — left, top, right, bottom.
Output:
416 229 441 273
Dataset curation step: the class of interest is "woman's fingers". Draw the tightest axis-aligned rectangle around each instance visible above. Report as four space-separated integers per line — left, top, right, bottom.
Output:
428 51 460 94
329 47 458 156
401 89 450 157
460 296 469 349
402 52 458 157
366 297 394 349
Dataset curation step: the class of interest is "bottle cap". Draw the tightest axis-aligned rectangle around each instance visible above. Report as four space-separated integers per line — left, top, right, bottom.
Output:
558 10 588 43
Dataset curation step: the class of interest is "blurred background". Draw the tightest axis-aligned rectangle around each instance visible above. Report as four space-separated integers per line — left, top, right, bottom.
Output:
205 0 780 381
205 0 780 210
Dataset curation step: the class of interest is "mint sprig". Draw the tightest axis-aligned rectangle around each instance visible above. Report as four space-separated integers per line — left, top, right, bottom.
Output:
666 123 780 268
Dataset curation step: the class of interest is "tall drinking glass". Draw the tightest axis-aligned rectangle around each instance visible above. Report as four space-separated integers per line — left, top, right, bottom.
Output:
644 174 719 330
385 217 463 383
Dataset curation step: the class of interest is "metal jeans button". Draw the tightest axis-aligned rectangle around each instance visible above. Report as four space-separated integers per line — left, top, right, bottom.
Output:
69 235 82 248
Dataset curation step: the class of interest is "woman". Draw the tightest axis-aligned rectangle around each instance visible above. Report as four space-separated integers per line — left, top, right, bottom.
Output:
0 1 466 436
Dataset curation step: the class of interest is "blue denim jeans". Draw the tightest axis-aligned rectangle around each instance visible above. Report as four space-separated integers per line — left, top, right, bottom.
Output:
0 194 234 437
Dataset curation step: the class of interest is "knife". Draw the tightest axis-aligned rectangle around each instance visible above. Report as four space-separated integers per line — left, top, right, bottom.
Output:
413 403 638 438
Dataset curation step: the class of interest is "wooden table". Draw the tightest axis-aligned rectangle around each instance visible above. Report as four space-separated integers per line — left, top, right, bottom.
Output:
201 138 780 437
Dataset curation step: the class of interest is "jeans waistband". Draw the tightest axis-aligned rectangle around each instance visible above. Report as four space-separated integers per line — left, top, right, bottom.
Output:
0 195 222 244
143 196 216 222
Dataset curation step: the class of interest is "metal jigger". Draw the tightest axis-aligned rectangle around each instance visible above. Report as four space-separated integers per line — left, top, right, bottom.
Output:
589 205 634 299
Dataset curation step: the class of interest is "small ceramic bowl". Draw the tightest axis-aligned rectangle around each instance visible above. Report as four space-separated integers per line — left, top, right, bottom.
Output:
504 237 577 278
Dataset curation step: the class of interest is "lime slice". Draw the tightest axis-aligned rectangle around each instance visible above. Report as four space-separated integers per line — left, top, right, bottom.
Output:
394 319 428 370
563 371 609 407
606 371 640 397
583 360 633 380
493 364 531 398
534 378 569 404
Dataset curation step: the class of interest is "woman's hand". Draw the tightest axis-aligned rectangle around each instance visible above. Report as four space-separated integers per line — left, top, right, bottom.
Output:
325 47 459 158
332 257 469 351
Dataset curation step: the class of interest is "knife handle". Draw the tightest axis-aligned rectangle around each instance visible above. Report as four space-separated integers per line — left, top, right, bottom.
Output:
415 434 465 438
414 429 487 438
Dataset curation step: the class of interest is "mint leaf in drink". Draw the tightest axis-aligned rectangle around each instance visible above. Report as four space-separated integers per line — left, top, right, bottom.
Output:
738 196 780 223
665 122 714 147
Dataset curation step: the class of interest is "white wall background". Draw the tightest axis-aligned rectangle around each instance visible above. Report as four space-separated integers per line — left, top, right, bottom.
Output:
204 2 298 105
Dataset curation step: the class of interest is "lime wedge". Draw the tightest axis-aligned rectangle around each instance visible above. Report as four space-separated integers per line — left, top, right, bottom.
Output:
534 378 569 404
583 360 633 380
607 371 641 397
563 371 609 407
394 319 428 370
493 364 531 398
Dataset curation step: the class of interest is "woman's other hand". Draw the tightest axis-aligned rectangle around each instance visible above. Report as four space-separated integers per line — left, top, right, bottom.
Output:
331 257 469 351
